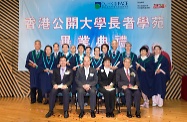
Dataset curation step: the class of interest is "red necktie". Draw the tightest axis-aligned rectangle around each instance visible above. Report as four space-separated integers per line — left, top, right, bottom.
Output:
126 70 130 82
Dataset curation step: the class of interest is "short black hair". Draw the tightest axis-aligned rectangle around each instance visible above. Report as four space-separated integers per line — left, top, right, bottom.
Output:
44 45 52 53
139 46 148 53
53 43 59 47
103 57 111 63
62 43 69 48
86 46 92 51
77 43 85 50
154 45 162 50
94 47 100 52
59 55 67 61
101 44 109 52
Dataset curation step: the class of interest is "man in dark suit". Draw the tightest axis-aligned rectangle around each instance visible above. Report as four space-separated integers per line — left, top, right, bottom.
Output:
45 56 73 118
75 56 98 118
116 57 141 118
98 57 116 118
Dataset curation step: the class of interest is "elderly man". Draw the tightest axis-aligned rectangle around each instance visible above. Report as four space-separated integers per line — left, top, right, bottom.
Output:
116 57 141 118
75 56 98 118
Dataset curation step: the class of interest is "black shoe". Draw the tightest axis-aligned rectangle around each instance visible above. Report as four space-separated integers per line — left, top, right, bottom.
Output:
43 99 48 105
31 101 36 104
127 111 132 118
135 111 141 118
45 111 54 118
110 112 114 118
64 111 69 118
79 110 85 118
91 110 96 118
106 112 110 118
37 100 42 103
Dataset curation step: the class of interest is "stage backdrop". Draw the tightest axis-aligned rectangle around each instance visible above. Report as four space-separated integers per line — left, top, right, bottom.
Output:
18 0 171 71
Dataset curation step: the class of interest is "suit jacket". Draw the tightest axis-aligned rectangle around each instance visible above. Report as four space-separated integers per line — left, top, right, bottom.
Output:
75 67 98 88
116 67 140 89
98 68 116 88
52 67 73 87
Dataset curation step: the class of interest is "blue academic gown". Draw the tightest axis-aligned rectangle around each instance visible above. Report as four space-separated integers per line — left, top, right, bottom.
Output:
53 52 62 68
107 50 122 68
91 56 103 69
153 55 170 99
121 51 137 70
75 53 85 67
61 52 73 68
137 56 155 99
69 54 77 94
25 50 44 88
39 53 56 96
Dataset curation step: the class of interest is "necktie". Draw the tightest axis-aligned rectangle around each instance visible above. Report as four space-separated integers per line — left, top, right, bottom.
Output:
113 51 115 57
61 68 64 80
126 70 130 82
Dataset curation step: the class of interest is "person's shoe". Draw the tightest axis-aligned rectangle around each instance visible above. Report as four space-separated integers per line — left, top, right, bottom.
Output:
135 111 141 118
43 99 48 105
79 110 85 118
45 111 54 118
127 111 132 118
84 102 88 106
64 111 69 118
110 112 114 118
145 102 149 108
140 102 146 107
91 110 96 118
31 101 36 104
152 102 157 107
106 112 110 118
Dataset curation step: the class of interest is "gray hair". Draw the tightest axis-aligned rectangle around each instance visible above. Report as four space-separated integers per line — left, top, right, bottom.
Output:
125 42 132 47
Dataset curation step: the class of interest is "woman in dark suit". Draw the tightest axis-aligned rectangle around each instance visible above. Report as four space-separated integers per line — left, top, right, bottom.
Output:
98 57 116 118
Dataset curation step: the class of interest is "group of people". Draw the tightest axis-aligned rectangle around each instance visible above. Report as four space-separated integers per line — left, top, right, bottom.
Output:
25 40 170 119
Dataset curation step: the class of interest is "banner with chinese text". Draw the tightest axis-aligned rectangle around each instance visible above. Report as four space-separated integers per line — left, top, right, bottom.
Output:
18 0 171 71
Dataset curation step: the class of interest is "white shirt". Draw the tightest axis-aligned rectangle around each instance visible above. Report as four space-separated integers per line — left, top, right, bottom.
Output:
84 66 90 79
64 52 69 57
60 67 66 80
154 54 160 63
141 56 147 61
104 67 110 77
79 54 84 62
54 51 59 57
124 68 130 76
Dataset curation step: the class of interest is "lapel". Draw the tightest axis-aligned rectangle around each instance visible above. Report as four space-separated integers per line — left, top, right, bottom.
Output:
123 68 130 82
86 68 92 80
81 67 86 81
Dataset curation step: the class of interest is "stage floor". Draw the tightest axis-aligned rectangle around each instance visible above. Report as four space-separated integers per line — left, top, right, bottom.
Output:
0 98 186 122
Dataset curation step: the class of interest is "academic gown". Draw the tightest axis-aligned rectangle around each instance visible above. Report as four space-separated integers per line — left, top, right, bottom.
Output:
69 54 78 94
53 52 62 68
39 53 56 96
107 50 122 68
25 50 44 88
91 57 103 69
121 51 137 70
153 55 170 99
137 56 154 99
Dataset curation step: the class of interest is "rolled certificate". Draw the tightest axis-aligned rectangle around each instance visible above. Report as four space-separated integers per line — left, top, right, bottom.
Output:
97 63 102 69
155 63 161 75
29 60 38 67
57 83 63 89
114 61 120 67
136 62 146 71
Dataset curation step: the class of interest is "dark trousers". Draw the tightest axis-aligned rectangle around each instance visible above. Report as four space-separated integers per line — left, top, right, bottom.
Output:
123 88 141 112
77 87 96 111
49 88 70 112
30 87 42 102
99 87 115 113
